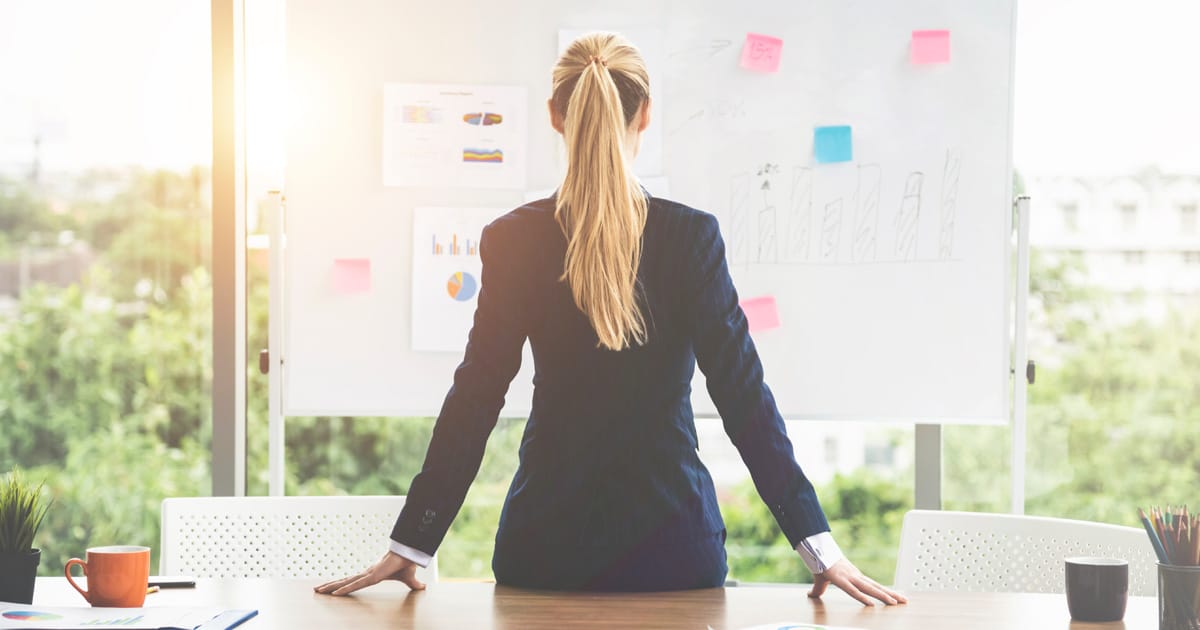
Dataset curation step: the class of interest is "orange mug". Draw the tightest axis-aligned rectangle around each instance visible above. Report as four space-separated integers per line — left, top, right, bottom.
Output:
65 545 151 607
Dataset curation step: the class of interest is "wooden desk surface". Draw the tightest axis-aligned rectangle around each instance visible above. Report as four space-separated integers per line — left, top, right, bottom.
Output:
32 577 1152 629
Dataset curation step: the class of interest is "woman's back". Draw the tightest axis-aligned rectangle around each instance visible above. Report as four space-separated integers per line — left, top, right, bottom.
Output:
379 31 832 594
489 194 727 551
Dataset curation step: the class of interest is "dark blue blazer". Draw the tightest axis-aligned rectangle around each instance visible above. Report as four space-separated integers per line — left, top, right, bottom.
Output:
391 195 829 558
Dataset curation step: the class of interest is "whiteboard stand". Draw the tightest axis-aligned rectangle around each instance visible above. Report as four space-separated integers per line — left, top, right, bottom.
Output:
268 191 287 497
913 196 1031 512
913 424 941 510
1010 195 1032 514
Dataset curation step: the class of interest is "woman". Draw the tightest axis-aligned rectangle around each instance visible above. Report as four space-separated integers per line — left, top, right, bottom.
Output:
316 32 905 604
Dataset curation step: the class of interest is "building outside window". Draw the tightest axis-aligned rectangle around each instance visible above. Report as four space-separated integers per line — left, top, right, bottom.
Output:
1060 203 1079 233
1181 204 1198 235
1120 203 1138 231
1122 250 1146 265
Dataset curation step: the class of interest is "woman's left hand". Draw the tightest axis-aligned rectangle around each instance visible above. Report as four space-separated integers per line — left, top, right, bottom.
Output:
314 552 426 596
807 558 908 606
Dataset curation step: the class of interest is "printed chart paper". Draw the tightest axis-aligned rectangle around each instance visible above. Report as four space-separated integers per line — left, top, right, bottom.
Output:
557 28 665 177
411 207 510 352
734 619 868 624
0 603 248 630
383 84 528 189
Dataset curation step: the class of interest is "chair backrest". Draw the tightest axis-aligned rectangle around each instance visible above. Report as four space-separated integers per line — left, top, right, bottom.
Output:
894 509 1155 596
160 496 437 583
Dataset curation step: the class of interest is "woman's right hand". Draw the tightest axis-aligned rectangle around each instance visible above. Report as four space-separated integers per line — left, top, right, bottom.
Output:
808 558 907 606
314 552 426 596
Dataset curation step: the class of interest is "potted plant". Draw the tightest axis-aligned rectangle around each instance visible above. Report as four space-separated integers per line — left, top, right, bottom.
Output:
0 470 51 604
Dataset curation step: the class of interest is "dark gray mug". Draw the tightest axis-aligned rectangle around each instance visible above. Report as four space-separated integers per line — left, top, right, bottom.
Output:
1065 556 1128 622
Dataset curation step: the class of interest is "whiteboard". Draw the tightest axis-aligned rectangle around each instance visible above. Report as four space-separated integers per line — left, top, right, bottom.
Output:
281 0 1015 423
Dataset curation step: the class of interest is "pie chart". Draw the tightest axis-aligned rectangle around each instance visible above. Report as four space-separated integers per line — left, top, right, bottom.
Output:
447 271 478 302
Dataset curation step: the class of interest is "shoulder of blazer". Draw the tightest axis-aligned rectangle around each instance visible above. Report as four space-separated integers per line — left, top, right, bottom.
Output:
481 200 553 252
646 197 723 267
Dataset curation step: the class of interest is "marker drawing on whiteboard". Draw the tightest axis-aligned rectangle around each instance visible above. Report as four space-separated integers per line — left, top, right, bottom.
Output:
939 149 962 259
852 164 882 262
757 163 781 263
785 167 814 262
820 199 844 262
667 38 733 58
758 191 778 263
728 174 751 265
894 172 924 260
668 109 705 136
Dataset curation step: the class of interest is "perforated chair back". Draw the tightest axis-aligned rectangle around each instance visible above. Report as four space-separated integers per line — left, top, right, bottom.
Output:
894 509 1155 596
160 496 437 582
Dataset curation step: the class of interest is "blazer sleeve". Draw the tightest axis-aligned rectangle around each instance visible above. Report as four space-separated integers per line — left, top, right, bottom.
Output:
684 212 831 547
390 220 528 556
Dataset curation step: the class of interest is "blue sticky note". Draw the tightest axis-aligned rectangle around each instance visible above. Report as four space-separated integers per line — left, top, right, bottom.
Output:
813 125 853 164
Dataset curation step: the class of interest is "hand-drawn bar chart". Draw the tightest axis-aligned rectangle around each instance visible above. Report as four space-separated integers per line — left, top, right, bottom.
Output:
726 149 963 267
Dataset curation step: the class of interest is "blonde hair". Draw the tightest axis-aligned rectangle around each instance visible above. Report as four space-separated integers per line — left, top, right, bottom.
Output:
551 32 651 351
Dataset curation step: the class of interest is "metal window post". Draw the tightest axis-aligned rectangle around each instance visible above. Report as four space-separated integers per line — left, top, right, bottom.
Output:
212 0 247 497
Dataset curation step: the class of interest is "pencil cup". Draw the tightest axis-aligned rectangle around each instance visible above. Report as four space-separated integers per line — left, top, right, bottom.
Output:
1159 563 1200 630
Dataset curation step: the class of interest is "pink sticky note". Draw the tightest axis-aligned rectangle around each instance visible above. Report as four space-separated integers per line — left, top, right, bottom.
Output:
740 296 781 333
911 30 951 64
740 33 784 73
333 258 371 293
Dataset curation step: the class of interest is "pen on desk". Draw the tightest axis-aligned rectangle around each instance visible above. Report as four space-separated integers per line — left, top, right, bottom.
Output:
146 586 160 595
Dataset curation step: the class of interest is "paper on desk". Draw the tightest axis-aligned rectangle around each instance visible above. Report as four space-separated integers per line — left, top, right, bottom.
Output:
736 623 868 630
0 602 233 629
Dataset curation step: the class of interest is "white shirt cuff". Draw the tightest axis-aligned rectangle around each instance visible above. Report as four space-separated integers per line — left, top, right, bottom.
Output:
795 531 844 575
388 539 432 568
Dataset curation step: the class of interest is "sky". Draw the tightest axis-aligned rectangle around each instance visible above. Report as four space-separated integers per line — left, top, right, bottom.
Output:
0 0 211 172
0 0 1197 177
1012 0 1200 175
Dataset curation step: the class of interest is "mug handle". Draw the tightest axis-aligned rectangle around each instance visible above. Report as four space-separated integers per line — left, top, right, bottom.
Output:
64 558 90 603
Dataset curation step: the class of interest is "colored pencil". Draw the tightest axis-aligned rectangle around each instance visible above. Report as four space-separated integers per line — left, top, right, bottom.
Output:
1139 508 1169 564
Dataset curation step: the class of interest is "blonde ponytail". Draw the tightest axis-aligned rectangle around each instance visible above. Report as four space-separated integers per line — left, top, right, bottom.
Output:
551 33 651 351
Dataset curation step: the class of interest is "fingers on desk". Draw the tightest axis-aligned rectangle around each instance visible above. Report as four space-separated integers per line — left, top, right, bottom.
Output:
835 574 877 607
396 568 427 592
853 575 902 606
807 577 830 599
331 573 379 596
314 572 367 595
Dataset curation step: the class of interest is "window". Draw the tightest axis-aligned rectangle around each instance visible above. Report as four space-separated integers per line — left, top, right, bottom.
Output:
1182 205 1198 235
0 1 212 575
1120 204 1138 231
1060 203 1079 233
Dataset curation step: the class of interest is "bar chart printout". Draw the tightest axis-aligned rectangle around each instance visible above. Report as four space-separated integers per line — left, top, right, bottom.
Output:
411 207 508 352
431 232 479 256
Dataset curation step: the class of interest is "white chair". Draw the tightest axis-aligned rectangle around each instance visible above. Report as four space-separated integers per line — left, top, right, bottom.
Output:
894 509 1156 596
160 496 437 583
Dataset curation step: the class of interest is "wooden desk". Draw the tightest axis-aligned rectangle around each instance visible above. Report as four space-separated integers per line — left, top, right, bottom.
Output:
32 577 1152 629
